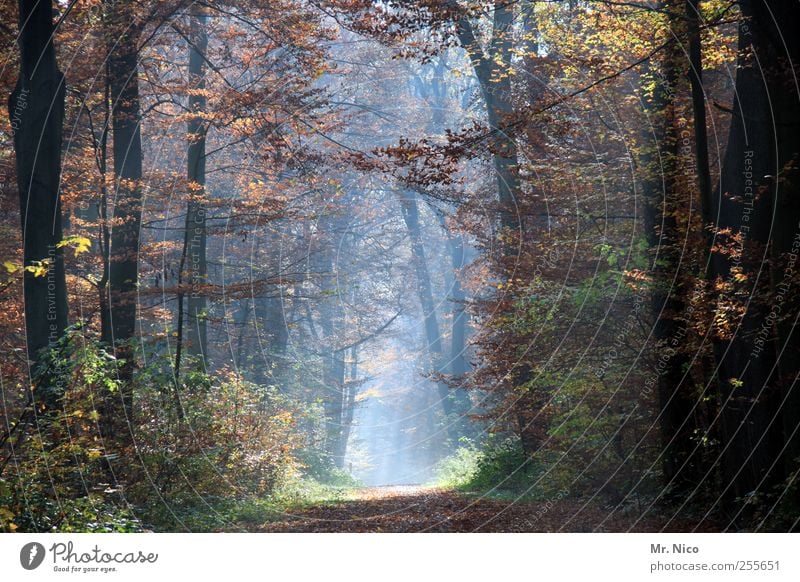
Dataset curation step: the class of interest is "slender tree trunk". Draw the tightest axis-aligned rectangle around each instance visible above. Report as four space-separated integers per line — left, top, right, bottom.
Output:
639 4 699 494
434 211 472 417
254 294 289 388
102 0 143 411
95 0 144 453
453 1 542 453
233 298 251 370
686 0 713 236
335 346 359 470
427 56 472 414
9 0 69 398
314 212 348 468
186 5 208 364
448 233 469 379
451 0 522 235
397 191 460 427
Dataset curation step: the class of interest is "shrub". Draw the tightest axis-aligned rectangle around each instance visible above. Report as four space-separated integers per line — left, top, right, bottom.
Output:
433 443 482 488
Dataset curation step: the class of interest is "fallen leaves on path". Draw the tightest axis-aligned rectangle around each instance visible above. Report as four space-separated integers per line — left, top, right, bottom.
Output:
256 486 718 533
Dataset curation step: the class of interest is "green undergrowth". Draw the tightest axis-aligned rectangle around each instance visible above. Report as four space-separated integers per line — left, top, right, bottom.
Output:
431 438 569 502
141 471 362 532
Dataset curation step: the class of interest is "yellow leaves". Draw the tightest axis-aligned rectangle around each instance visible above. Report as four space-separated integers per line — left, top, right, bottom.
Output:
25 259 52 278
0 506 16 530
732 271 748 283
0 258 51 279
71 409 99 421
623 269 652 282
187 180 205 194
623 269 653 291
728 378 744 389
495 277 527 291
57 235 92 257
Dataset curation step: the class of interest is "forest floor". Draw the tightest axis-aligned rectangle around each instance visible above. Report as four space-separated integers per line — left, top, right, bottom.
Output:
255 485 716 532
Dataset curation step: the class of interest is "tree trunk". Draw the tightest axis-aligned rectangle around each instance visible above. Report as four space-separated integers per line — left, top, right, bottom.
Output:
686 0 713 236
397 191 461 430
458 1 521 236
186 5 208 364
427 55 472 414
100 0 143 445
9 0 69 399
314 212 348 468
103 0 143 364
639 5 700 494
453 1 542 453
711 0 800 508
254 294 289 388
448 233 469 379
335 346 359 470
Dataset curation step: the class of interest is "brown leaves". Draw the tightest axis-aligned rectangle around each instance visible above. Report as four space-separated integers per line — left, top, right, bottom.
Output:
256 485 717 532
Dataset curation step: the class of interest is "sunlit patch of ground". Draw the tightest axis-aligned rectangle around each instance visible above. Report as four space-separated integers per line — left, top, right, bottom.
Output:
255 486 719 533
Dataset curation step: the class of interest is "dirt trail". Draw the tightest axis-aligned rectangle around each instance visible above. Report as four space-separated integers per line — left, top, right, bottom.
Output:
256 485 714 532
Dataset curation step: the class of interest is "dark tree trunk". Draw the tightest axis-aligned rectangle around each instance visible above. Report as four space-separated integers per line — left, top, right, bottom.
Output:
452 0 522 235
334 346 359 470
186 5 208 363
99 0 143 444
639 5 700 494
9 0 69 398
254 294 289 388
686 0 713 235
397 191 457 423
711 0 800 509
103 0 143 351
447 233 469 379
314 212 349 468
426 56 472 416
434 213 473 422
233 298 251 372
454 1 546 453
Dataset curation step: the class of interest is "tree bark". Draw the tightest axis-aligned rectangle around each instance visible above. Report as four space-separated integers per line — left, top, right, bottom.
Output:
9 0 69 399
254 294 289 388
99 0 144 444
639 4 700 494
686 0 713 236
427 55 472 409
314 211 349 468
397 191 461 430
454 0 521 236
711 0 800 508
102 0 143 364
186 5 208 363
452 1 542 453
335 346 359 470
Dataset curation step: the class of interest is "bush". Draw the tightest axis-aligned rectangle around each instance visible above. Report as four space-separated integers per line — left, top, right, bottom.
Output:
0 326 141 532
1 329 309 532
434 437 568 500
130 365 304 528
433 443 482 488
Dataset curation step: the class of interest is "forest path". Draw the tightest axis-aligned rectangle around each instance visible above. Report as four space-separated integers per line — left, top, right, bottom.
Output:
256 485 705 532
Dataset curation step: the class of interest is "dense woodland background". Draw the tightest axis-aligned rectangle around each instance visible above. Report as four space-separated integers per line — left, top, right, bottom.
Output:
1 0 799 532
